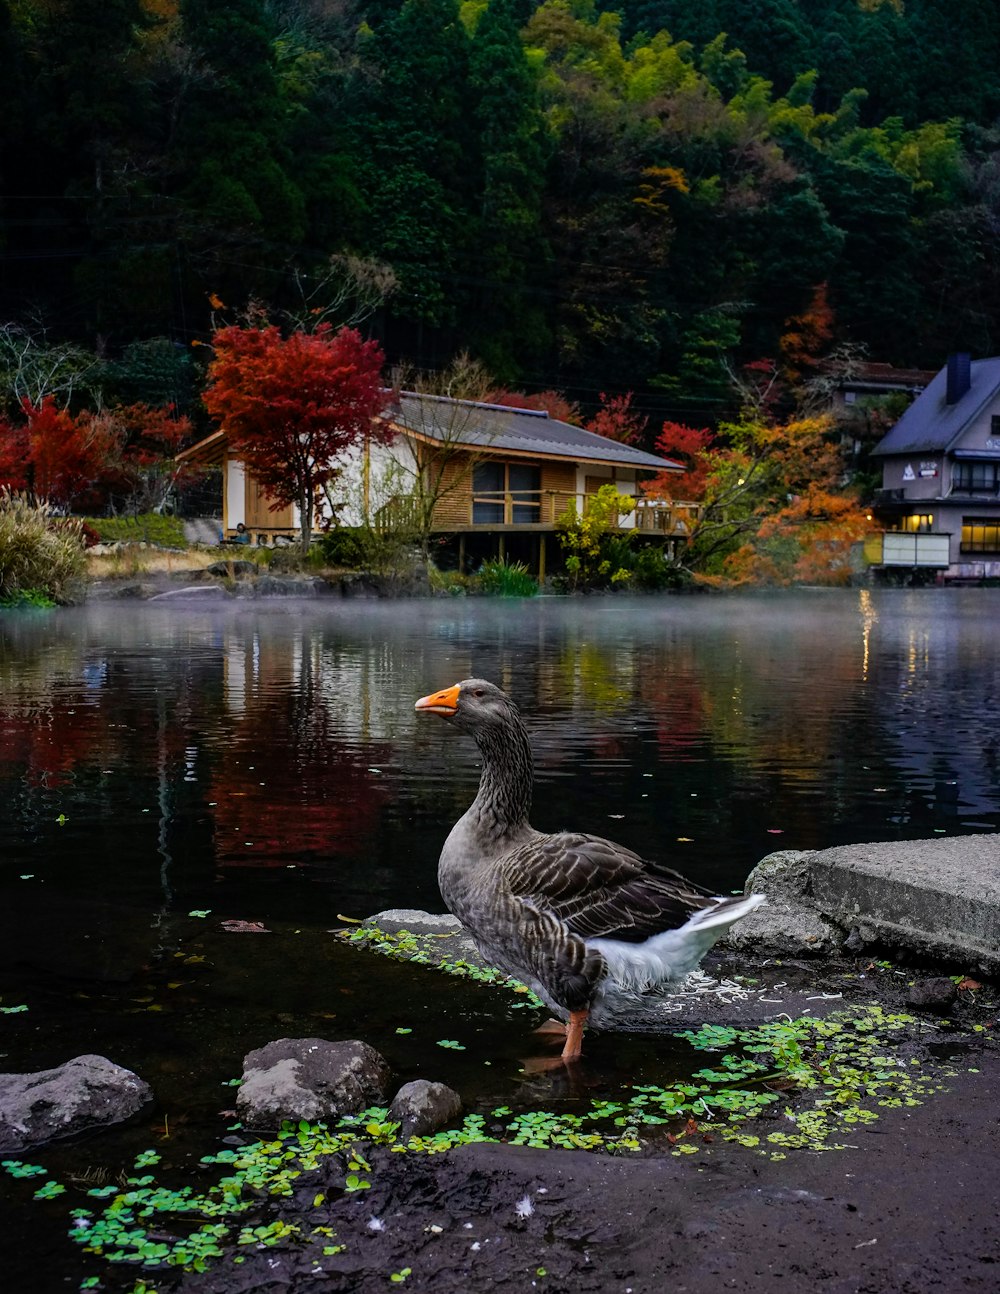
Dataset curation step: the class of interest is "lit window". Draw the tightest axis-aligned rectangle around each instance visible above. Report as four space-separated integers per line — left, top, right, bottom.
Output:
893 514 933 533
961 518 1000 553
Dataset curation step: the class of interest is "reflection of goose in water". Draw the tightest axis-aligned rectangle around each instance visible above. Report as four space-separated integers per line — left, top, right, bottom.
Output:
415 679 765 1062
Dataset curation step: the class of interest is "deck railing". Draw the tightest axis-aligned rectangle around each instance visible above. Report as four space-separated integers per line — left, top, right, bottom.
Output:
374 490 701 533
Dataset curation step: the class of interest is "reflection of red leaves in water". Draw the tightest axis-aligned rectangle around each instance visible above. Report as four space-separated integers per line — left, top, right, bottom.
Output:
220 920 270 933
210 741 389 868
640 663 706 759
0 706 139 786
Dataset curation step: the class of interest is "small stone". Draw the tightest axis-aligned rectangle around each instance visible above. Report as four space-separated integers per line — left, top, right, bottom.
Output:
237 1038 390 1127
905 978 958 1014
843 927 867 954
388 1079 463 1138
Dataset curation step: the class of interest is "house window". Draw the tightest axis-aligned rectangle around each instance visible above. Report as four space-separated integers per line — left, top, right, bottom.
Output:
472 462 504 523
991 415 1000 437
472 462 541 524
960 518 1000 553
952 461 999 493
891 514 933 533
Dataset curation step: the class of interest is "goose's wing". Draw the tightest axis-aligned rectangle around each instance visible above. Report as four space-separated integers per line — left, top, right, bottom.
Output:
499 831 714 944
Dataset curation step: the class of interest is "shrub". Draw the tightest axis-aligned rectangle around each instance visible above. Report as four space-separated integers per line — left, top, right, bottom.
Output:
0 492 87 605
477 558 538 597
316 526 417 576
555 483 636 590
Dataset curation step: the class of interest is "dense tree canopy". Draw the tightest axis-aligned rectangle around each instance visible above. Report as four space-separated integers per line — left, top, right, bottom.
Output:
1 0 999 421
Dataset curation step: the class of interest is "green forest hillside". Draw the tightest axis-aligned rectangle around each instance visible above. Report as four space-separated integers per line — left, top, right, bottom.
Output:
1 0 998 419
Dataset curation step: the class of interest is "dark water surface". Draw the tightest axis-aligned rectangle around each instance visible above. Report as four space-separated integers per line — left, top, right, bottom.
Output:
1 589 998 1283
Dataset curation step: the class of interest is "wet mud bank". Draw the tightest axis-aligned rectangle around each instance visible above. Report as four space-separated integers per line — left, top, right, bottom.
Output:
170 958 997 1294
178 1059 1000 1294
163 914 998 1294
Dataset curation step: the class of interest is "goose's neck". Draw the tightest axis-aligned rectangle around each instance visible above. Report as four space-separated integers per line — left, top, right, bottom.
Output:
469 716 533 841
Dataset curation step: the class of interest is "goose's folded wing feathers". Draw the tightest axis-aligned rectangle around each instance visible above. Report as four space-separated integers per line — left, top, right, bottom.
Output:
500 832 714 943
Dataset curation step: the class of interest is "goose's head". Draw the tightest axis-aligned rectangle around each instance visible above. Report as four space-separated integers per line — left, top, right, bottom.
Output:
415 678 518 735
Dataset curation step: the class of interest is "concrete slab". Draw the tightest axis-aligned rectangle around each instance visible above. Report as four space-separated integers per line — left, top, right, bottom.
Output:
808 834 1000 976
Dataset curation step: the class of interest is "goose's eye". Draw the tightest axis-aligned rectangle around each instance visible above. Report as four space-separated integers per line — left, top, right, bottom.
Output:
473 688 485 698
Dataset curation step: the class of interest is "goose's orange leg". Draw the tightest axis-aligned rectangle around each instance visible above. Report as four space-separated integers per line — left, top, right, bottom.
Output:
561 1008 588 1061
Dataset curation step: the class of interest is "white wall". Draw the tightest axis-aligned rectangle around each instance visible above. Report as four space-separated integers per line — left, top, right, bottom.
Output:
226 459 246 528
573 465 639 528
323 435 418 527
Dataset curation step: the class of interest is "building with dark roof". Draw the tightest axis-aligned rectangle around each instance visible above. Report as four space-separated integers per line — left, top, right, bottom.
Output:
870 354 1000 579
179 392 686 576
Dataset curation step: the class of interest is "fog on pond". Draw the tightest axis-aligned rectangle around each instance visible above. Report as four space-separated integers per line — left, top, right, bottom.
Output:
0 588 997 1151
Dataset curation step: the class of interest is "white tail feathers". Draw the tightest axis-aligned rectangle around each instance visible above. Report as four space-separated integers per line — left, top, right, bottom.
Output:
588 893 766 998
686 891 766 931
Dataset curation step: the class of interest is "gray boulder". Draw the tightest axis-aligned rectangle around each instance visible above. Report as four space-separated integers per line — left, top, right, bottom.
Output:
0 1055 152 1152
726 850 843 956
205 559 257 577
388 1080 463 1138
237 1038 390 1127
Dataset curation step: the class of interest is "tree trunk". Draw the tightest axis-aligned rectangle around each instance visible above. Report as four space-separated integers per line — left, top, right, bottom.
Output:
301 490 313 556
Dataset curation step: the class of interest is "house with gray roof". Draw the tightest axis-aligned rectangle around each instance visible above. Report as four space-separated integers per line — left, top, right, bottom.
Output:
870 353 1000 579
180 392 684 575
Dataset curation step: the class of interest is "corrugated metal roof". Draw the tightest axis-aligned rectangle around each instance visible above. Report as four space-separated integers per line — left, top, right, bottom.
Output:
872 357 1000 456
392 393 682 471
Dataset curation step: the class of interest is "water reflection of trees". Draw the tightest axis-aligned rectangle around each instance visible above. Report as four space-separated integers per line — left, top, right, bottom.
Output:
211 628 390 868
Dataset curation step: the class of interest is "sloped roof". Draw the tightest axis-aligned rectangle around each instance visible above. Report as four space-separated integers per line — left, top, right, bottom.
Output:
390 393 682 472
872 357 1000 456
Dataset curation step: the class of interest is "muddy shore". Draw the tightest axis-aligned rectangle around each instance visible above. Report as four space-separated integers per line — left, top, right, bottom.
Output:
164 940 999 1294
178 1048 999 1294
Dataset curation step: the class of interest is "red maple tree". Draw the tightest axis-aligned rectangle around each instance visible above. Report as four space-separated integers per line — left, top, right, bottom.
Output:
203 324 390 549
0 398 115 509
586 391 648 446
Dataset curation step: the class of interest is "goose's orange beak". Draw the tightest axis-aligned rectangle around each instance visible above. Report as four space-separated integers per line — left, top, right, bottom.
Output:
415 683 460 715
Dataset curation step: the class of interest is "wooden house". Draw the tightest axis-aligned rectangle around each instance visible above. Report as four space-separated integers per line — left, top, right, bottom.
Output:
179 392 686 574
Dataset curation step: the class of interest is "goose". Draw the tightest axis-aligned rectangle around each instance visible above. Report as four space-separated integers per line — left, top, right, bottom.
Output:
415 678 765 1062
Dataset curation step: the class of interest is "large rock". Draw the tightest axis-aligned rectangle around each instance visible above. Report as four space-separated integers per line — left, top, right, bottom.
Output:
808 835 1000 975
205 559 257 577
237 1038 390 1127
726 850 843 956
388 1080 463 1138
0 1055 152 1152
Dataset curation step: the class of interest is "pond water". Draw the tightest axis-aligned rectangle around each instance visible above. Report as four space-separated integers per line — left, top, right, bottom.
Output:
1 589 998 1284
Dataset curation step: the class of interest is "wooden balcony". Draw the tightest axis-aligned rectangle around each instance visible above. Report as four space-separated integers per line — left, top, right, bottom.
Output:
375 491 701 535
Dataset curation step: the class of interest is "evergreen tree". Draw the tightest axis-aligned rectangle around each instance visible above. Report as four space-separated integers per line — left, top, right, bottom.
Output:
358 0 477 330
468 0 550 374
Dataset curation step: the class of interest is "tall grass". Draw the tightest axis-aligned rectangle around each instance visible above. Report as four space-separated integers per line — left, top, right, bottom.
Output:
477 558 539 597
0 493 88 605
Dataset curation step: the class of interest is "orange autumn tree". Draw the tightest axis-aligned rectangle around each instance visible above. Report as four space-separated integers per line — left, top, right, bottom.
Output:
647 414 868 586
203 324 390 552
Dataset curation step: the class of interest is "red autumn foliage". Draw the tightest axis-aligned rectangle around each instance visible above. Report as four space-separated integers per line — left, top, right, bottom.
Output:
203 324 390 546
585 391 648 446
0 397 112 509
487 387 582 424
0 397 194 512
647 421 715 499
